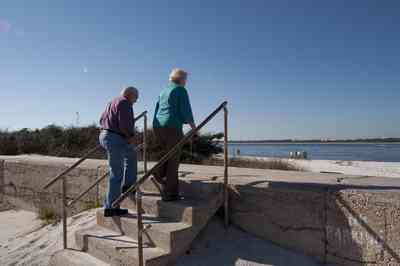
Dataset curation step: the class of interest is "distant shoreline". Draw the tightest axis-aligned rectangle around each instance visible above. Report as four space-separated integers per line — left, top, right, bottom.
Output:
228 142 400 145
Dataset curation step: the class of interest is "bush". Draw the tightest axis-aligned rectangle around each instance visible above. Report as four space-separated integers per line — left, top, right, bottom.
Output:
38 206 60 225
0 133 18 155
0 125 223 163
204 157 304 171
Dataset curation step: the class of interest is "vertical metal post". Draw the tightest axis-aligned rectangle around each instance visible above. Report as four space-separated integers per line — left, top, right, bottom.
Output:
0 160 4 194
95 167 100 207
62 176 68 249
223 106 229 228
143 114 148 174
0 160 4 202
136 187 144 266
190 139 193 163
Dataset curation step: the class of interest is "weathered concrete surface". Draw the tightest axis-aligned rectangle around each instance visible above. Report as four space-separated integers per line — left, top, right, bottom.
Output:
174 164 400 265
0 155 109 216
2 155 400 265
177 217 322 266
326 189 400 266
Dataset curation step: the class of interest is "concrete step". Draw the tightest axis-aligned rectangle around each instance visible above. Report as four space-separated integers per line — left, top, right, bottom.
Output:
141 177 223 200
96 209 193 253
121 191 223 226
49 249 110 266
75 225 170 266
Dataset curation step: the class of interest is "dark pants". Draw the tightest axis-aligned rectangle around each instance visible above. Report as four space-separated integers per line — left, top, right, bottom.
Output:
153 127 183 197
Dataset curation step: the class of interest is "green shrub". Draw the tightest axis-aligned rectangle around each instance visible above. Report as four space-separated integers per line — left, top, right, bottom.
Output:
204 157 304 171
38 206 60 225
82 200 102 211
0 134 18 155
0 125 223 162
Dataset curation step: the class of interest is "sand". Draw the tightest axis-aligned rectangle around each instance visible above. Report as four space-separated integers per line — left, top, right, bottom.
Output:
235 156 400 178
291 159 400 178
0 208 97 266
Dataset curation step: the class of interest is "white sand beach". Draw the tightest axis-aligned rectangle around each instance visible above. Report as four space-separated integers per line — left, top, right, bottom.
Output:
0 208 97 266
291 158 400 178
235 156 400 178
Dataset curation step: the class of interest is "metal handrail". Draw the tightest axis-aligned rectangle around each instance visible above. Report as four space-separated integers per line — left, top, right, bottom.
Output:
67 144 144 207
113 101 228 266
112 101 229 213
42 111 148 190
41 111 148 250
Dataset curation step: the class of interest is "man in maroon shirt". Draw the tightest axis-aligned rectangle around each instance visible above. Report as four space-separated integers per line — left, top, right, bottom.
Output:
99 87 139 217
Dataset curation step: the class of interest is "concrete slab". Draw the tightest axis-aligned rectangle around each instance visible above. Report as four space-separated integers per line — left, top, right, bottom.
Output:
96 208 192 253
49 249 110 266
177 217 322 266
75 225 170 266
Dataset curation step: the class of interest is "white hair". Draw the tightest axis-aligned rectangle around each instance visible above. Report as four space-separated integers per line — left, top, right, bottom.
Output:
169 68 188 83
121 86 138 97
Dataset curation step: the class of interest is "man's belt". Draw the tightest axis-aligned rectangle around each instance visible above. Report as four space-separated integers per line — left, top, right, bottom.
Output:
101 129 126 138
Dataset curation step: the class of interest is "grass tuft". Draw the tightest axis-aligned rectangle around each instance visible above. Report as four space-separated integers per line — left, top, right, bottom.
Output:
38 206 60 225
204 157 304 171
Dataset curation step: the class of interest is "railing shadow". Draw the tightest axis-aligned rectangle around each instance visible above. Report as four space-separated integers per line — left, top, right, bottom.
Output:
229 178 400 265
335 194 400 264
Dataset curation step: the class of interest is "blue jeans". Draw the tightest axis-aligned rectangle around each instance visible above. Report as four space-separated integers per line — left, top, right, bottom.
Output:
99 130 137 209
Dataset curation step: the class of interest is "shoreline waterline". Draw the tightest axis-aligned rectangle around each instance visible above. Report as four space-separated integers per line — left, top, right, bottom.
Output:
226 155 400 178
227 143 400 163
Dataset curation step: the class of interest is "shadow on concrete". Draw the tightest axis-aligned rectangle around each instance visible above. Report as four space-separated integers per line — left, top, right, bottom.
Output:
335 194 400 264
82 232 153 251
178 217 323 266
229 179 400 265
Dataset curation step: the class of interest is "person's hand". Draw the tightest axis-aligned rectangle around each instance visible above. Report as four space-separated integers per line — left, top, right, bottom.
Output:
127 136 135 144
192 132 200 140
189 122 197 131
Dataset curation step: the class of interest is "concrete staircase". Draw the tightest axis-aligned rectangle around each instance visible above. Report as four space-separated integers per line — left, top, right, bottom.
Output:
50 176 224 266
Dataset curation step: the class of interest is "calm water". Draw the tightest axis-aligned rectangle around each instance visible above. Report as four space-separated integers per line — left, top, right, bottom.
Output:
228 143 400 162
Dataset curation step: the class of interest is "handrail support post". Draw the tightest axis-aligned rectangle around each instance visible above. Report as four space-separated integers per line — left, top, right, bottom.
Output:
223 106 229 228
137 187 144 266
143 114 148 174
62 176 68 249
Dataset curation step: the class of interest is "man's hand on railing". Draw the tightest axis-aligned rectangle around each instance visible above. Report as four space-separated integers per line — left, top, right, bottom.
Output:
192 133 200 140
189 122 196 131
189 122 199 139
127 136 136 144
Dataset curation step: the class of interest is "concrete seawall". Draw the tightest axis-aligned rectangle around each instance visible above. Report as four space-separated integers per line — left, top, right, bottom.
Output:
0 155 109 215
1 155 400 265
230 177 400 265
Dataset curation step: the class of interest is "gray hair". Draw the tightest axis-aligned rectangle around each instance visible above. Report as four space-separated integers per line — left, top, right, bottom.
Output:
169 68 188 83
121 86 138 97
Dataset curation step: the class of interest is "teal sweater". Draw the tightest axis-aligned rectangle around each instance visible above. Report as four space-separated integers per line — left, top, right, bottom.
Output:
153 83 194 131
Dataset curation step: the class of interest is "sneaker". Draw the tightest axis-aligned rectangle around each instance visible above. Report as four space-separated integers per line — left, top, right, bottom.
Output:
115 208 129 216
104 208 129 217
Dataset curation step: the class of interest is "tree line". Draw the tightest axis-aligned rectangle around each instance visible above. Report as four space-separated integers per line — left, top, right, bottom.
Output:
0 125 223 163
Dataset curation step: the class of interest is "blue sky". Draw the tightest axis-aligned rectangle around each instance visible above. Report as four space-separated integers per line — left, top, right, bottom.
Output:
1 0 399 140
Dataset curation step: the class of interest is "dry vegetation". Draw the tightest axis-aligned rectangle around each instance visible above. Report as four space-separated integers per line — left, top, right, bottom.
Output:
0 125 223 163
203 157 304 171
37 206 60 225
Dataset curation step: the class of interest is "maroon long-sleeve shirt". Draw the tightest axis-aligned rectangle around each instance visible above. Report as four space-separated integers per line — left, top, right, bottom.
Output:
100 96 135 138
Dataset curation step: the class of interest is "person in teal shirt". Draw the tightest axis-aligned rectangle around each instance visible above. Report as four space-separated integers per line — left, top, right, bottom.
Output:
152 69 196 201
153 73 195 131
